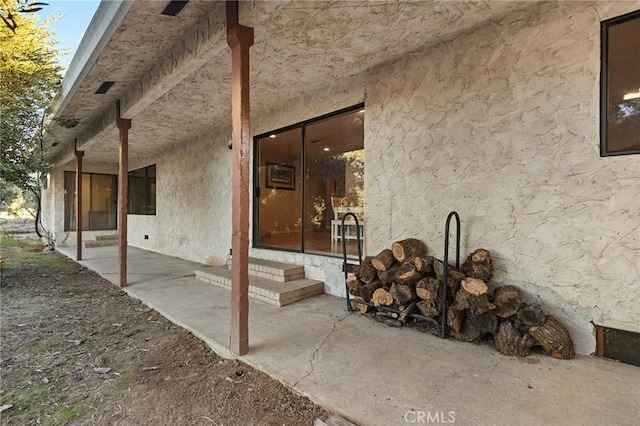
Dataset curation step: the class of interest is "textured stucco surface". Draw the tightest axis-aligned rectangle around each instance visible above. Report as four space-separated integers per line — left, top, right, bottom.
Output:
43 1 640 356
249 74 365 296
47 0 531 166
127 129 233 267
45 0 222 164
42 138 233 270
364 1 640 354
43 161 119 247
130 74 365 291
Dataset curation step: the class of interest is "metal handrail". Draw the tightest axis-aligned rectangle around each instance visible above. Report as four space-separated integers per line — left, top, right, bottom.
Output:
440 211 461 338
341 212 362 311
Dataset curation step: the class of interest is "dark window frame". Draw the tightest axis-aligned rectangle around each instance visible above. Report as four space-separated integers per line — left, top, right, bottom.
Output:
128 164 156 215
600 9 640 156
252 103 364 254
63 171 118 232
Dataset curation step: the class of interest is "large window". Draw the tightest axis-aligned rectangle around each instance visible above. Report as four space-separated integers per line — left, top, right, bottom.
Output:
128 165 156 215
601 10 640 156
254 105 364 256
64 172 117 231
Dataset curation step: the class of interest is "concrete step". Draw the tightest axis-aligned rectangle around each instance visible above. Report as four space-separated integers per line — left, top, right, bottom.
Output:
195 265 324 307
83 239 118 248
95 234 118 241
229 256 305 282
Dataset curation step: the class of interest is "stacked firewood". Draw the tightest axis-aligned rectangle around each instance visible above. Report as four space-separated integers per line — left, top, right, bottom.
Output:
347 239 575 359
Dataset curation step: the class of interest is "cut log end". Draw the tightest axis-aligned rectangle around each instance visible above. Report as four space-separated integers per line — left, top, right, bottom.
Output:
529 315 575 359
372 288 394 306
351 296 369 314
461 248 494 282
471 249 491 263
461 278 488 296
391 238 427 262
389 282 417 305
517 303 545 327
377 264 400 286
415 277 441 303
346 275 362 297
371 249 396 271
396 261 418 280
414 256 435 275
360 280 383 303
492 285 523 319
469 311 498 334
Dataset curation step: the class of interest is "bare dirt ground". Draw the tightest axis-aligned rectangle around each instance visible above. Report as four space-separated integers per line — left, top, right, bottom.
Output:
0 219 327 425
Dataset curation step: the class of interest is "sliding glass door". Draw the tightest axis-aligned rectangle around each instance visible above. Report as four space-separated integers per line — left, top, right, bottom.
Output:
64 172 117 231
254 105 364 255
255 127 303 251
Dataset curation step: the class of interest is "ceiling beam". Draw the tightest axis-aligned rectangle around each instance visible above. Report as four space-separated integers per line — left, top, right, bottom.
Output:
51 3 227 165
119 4 227 120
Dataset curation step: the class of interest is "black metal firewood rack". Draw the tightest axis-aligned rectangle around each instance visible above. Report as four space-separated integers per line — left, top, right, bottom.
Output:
343 211 461 339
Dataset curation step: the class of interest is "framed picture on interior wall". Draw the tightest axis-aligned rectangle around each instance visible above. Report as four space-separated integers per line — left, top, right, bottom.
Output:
266 162 296 190
600 9 640 156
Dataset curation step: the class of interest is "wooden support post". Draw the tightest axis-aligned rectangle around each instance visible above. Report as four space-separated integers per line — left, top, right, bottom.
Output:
75 145 84 260
227 0 253 356
116 101 131 288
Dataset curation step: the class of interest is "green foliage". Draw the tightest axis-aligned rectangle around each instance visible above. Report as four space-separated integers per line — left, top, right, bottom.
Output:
0 181 20 209
1 0 48 32
27 340 59 354
0 233 65 266
338 150 364 208
44 404 89 426
0 3 63 200
0 385 51 422
0 231 22 246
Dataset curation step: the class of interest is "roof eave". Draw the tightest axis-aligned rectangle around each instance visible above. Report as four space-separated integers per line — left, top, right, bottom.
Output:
45 0 134 134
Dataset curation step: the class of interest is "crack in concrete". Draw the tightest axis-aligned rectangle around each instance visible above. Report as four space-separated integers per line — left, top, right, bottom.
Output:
293 312 351 388
424 373 449 409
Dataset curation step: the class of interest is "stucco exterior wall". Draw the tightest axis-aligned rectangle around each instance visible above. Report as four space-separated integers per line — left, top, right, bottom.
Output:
43 161 119 247
40 170 58 242
250 74 365 296
127 130 233 266
364 1 640 354
43 135 232 268
43 1 640 355
124 75 365 295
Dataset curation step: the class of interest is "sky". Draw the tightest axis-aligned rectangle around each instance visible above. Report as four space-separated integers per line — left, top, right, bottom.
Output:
46 0 102 71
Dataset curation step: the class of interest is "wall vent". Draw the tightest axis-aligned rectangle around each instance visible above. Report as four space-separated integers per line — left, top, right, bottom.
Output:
596 325 640 366
95 81 115 94
161 1 188 16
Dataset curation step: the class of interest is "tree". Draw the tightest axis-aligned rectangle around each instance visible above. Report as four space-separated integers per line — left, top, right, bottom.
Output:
1 0 48 33
0 2 62 211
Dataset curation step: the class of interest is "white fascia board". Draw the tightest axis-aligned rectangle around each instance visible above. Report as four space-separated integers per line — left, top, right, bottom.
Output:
48 0 134 121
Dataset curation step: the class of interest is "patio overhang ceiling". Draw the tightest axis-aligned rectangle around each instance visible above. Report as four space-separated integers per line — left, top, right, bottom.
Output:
45 0 532 167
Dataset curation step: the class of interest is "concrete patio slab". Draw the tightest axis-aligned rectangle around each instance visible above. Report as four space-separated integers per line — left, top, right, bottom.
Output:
58 246 640 426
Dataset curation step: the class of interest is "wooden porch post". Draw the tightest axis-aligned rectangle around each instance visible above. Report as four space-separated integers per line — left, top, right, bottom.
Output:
227 0 253 356
74 143 84 260
116 101 131 288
